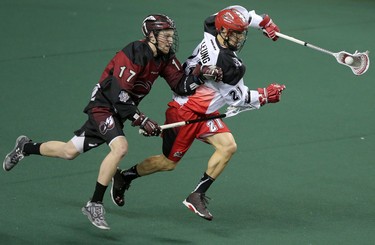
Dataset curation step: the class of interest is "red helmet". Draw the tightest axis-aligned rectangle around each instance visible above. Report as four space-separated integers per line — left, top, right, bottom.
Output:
215 9 249 33
142 14 176 37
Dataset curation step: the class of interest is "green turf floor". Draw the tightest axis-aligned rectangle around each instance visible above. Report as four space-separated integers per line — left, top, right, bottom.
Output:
1 0 374 244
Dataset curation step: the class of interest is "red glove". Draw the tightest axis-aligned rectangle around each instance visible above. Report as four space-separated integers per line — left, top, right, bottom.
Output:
259 15 280 41
193 64 223 82
258 83 286 106
131 112 161 137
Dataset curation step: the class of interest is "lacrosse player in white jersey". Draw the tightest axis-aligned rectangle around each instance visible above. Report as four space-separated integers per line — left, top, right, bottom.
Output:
111 6 286 220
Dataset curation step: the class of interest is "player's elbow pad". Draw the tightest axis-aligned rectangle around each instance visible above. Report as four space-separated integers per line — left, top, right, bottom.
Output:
174 76 203 96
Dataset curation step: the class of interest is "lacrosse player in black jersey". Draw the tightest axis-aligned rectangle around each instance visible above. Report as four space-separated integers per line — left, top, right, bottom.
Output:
3 14 222 229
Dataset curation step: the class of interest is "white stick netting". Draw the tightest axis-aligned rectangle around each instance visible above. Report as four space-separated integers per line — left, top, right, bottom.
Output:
335 51 370 76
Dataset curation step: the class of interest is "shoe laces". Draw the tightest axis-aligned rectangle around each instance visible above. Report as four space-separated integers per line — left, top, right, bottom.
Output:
10 148 24 164
90 203 106 219
200 193 211 207
117 179 131 192
116 183 130 200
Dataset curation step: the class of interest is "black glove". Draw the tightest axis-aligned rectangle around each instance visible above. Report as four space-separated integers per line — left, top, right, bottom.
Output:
131 112 161 137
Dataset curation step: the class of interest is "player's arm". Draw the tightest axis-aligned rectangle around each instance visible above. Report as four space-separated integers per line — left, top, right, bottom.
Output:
96 76 161 137
105 53 161 136
162 57 223 95
113 88 161 137
221 79 286 108
221 79 261 109
248 10 280 41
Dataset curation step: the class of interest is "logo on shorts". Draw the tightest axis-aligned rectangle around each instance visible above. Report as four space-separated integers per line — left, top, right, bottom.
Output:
99 116 115 135
232 57 242 68
119 91 130 103
173 151 183 158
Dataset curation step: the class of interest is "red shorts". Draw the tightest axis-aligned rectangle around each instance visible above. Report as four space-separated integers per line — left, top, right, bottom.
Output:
162 101 230 162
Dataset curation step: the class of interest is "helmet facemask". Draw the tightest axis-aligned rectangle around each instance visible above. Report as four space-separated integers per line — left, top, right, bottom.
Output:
152 29 179 55
220 29 248 51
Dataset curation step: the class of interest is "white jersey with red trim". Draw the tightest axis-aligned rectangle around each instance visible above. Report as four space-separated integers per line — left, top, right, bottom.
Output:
173 15 261 115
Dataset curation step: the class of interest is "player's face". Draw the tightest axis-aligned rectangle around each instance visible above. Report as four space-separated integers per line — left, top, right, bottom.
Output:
156 29 175 54
227 30 247 50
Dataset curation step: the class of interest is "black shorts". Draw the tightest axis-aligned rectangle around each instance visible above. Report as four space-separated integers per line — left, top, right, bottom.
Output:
73 107 125 153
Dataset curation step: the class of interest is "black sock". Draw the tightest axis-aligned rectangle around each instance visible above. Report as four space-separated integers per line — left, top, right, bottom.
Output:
193 172 215 194
121 165 140 182
91 182 108 203
23 142 42 155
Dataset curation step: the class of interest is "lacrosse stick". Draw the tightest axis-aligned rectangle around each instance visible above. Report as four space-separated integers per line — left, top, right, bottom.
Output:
275 32 370 76
139 106 256 134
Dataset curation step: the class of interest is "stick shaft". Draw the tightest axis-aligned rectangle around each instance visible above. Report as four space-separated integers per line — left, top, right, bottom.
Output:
275 32 334 56
160 113 226 130
160 121 186 130
139 106 255 134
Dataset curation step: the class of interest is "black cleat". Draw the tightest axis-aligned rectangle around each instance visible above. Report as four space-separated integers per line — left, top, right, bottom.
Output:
183 192 213 221
110 168 131 207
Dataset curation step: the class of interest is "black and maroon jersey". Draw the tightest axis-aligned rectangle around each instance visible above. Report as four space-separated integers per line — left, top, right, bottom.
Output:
84 40 200 122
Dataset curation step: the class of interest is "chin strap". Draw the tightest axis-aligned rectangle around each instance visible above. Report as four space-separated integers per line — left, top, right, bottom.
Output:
218 30 244 51
148 40 159 55
149 39 170 58
218 31 236 51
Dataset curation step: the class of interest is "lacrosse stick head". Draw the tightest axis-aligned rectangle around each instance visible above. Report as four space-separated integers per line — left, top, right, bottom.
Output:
334 50 370 76
226 106 242 117
225 106 256 118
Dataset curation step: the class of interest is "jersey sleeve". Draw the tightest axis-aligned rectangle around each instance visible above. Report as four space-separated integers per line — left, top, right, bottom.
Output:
203 15 217 36
161 56 203 96
160 56 184 90
218 79 261 109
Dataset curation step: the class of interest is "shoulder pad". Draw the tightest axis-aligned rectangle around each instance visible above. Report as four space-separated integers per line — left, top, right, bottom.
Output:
122 41 154 66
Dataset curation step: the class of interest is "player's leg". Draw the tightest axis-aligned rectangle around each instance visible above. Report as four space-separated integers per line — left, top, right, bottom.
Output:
111 153 178 206
83 135 127 229
98 136 128 185
183 123 236 221
82 111 127 230
2 116 107 172
204 132 237 179
3 135 81 171
111 104 192 207
136 154 177 174
39 140 80 159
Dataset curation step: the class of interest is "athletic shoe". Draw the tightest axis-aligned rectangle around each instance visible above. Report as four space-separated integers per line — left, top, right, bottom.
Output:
81 201 110 230
182 192 213 221
3 135 31 171
110 168 130 207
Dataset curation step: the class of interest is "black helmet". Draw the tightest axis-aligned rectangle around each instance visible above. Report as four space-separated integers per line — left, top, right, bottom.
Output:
142 14 178 53
142 14 176 37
